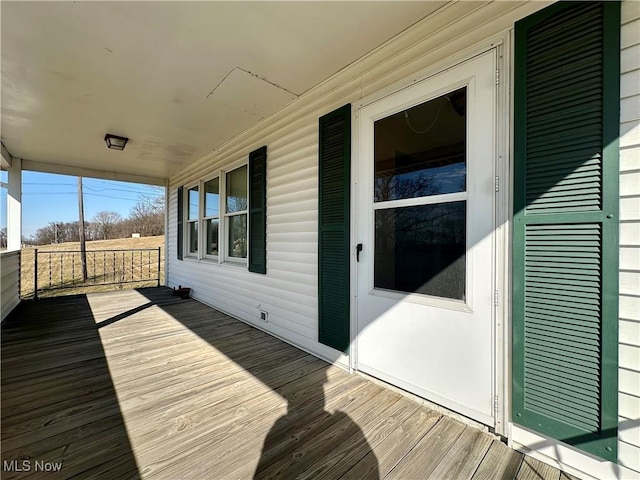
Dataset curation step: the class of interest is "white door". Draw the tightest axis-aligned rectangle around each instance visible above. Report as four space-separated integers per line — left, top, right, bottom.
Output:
355 50 496 425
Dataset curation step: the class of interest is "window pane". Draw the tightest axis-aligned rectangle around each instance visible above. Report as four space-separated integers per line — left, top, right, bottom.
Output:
226 166 247 213
188 186 199 221
204 178 219 217
374 87 466 202
374 201 466 300
205 219 219 256
228 214 247 259
188 221 198 254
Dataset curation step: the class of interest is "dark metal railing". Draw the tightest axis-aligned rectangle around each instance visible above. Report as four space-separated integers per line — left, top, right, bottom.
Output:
33 248 161 300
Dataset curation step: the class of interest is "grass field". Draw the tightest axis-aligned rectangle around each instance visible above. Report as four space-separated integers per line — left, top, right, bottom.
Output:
21 235 165 299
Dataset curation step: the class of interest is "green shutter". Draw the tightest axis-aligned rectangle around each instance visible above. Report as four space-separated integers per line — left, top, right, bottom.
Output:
177 186 184 261
318 104 351 352
513 1 619 462
249 146 267 274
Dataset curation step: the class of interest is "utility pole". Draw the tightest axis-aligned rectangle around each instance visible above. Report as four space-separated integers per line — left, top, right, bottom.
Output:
77 177 88 281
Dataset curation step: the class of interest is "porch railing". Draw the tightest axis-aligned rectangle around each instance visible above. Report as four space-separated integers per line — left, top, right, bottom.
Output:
33 248 161 300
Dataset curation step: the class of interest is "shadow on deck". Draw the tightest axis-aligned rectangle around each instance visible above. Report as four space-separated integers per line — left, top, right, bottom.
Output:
1 287 565 479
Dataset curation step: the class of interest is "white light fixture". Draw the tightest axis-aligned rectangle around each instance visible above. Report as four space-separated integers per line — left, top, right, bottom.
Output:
104 134 128 151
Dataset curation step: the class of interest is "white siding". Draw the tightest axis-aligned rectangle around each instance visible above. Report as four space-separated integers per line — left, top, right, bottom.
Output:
166 1 639 476
619 0 640 473
1 250 20 321
167 1 549 365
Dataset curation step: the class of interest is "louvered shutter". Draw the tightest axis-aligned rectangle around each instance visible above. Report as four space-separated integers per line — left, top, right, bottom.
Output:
318 104 351 352
177 186 184 261
249 146 267 274
513 1 620 462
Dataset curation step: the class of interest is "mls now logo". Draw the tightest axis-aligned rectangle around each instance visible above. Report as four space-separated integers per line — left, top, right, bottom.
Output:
3 459 63 472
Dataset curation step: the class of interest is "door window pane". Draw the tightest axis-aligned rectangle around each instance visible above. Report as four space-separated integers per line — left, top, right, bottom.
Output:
374 88 466 202
188 186 199 221
226 166 247 213
204 178 219 217
205 219 218 256
374 201 466 300
228 215 247 259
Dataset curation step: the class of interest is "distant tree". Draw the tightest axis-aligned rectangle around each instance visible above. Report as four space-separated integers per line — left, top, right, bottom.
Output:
130 195 164 236
0 228 6 248
92 211 123 240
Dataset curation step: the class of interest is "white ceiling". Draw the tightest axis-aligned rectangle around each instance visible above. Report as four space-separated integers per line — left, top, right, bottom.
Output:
1 1 446 183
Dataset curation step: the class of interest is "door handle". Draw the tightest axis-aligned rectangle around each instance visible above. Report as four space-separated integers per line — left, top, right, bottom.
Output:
356 243 363 262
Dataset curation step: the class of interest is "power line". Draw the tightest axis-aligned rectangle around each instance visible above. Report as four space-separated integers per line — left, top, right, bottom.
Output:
23 192 142 201
24 182 161 195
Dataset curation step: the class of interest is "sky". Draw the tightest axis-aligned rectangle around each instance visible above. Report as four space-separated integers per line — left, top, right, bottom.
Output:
1 171 164 239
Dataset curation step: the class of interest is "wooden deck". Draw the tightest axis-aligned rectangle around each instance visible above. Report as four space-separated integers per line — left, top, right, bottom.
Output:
1 287 567 480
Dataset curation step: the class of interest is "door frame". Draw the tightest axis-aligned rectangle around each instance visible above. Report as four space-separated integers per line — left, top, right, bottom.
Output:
349 32 511 435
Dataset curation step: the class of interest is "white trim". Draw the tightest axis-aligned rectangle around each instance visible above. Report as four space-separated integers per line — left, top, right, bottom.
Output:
22 159 165 186
353 33 506 111
511 425 639 480
372 191 467 210
352 45 500 427
222 164 248 265
184 182 200 259
494 28 512 438
1 143 12 169
201 175 220 261
7 158 22 251
164 179 169 286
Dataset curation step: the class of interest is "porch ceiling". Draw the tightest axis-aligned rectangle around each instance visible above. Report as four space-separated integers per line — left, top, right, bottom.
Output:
1 1 446 183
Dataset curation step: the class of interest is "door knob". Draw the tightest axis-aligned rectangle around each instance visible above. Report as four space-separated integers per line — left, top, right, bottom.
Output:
356 243 363 262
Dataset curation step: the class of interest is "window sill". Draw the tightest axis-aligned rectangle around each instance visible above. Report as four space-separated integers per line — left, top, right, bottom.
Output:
180 256 247 269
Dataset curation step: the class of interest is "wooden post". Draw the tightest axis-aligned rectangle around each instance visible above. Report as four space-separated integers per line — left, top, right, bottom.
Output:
77 177 88 281
157 247 161 286
34 248 38 300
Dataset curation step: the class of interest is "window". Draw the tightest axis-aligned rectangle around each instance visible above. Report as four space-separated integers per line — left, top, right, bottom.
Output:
186 185 199 256
1 169 7 251
203 177 219 257
182 165 248 264
181 146 266 268
225 166 248 261
373 87 467 300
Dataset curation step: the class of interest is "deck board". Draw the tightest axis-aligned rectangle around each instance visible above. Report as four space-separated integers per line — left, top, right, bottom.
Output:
1 287 564 479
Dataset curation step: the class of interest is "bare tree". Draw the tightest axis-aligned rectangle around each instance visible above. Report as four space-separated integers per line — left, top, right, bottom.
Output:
92 211 123 240
130 195 164 236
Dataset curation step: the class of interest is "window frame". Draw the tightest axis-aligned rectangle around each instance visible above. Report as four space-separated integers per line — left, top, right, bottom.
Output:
223 164 249 265
182 160 249 266
184 182 200 258
202 175 220 260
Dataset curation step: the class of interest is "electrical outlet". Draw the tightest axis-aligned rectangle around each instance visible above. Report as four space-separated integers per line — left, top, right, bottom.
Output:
259 310 268 322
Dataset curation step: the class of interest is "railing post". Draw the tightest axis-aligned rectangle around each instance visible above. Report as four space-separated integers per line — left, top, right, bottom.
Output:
157 247 161 287
34 248 38 300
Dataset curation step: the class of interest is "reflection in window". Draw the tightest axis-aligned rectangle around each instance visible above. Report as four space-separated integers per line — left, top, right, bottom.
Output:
374 88 466 202
204 178 219 217
205 219 218 256
225 166 248 260
204 178 219 256
228 215 247 259
188 186 199 220
374 202 466 300
186 186 199 255
188 221 198 255
226 166 247 213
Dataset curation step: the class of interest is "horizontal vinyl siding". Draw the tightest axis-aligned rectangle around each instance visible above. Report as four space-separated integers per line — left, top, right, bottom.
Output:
167 1 551 364
619 0 640 474
1 250 20 321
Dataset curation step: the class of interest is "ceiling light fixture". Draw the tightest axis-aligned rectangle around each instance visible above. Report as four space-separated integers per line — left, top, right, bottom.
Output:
104 134 128 151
